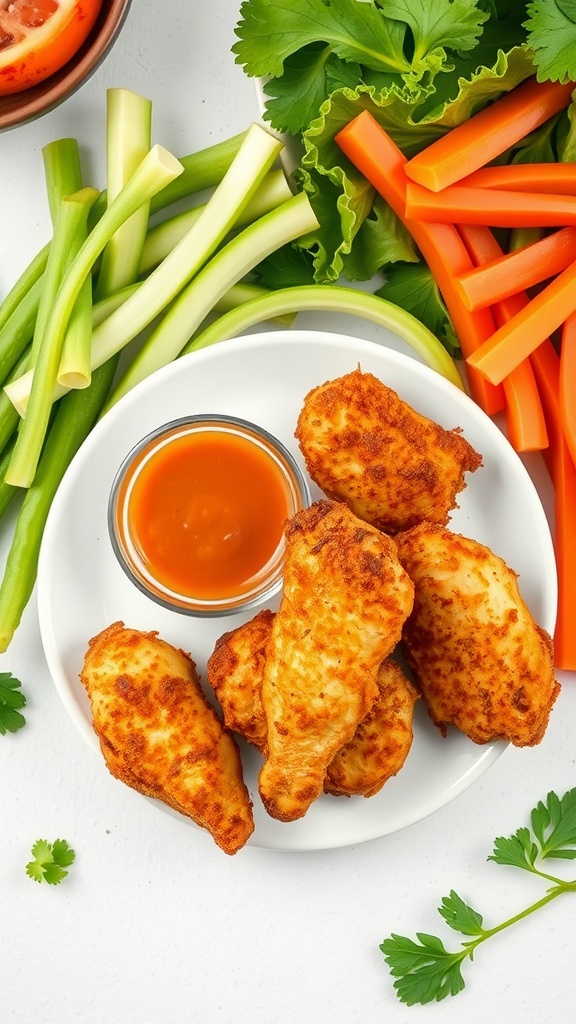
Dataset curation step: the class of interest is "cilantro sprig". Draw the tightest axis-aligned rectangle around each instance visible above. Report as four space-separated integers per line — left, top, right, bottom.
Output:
25 839 76 885
0 671 27 734
381 789 576 1005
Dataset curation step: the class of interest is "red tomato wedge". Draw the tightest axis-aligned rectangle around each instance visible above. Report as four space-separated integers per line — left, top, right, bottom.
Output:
0 0 103 95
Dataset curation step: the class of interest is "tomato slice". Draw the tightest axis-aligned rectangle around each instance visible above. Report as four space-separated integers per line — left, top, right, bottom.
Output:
0 0 103 95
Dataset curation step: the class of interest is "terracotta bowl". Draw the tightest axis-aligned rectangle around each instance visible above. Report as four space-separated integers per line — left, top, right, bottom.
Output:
0 0 132 132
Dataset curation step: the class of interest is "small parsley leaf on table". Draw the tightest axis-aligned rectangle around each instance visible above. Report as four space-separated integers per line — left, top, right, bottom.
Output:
26 839 76 885
381 788 576 1005
0 671 27 735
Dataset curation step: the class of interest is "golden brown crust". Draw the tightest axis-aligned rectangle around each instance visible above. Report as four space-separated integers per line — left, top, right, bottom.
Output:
207 610 418 799
325 659 419 798
295 368 482 534
258 500 415 821
80 621 254 854
207 608 273 754
394 523 560 747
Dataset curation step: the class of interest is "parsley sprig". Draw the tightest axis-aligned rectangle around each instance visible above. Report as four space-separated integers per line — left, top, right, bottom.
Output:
0 671 27 734
25 839 76 885
381 789 576 1005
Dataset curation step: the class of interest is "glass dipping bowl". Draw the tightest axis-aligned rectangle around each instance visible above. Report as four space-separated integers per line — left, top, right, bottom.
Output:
108 414 310 616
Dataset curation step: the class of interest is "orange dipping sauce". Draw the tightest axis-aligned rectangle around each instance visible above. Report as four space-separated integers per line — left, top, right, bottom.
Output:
110 417 310 615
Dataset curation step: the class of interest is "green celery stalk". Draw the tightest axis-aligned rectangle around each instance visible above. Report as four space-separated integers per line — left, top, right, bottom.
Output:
0 276 42 387
42 139 83 220
182 284 464 389
0 244 49 337
105 191 320 408
56 273 93 390
6 123 283 419
139 168 293 274
0 350 30 454
0 138 83 381
0 355 119 653
4 145 183 474
6 187 100 488
149 131 249 215
212 281 296 326
95 89 153 298
0 437 17 520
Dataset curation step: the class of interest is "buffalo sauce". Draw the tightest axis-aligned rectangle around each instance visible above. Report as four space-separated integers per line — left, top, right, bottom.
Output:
126 428 293 600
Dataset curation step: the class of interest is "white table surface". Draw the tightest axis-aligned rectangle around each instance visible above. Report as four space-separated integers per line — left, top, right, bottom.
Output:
1 4 575 1022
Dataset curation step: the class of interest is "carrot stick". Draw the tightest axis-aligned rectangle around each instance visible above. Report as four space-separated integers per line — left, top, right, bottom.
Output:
458 223 548 452
467 258 576 384
405 182 576 228
559 311 576 468
459 163 576 195
335 111 505 416
529 338 576 671
454 227 576 311
404 77 574 192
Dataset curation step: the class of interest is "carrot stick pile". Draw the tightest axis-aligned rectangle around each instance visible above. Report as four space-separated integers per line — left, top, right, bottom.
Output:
335 76 576 670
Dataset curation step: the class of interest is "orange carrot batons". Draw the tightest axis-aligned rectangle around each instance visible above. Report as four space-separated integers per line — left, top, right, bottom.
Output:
335 111 505 416
458 223 548 453
467 258 576 385
459 163 576 195
530 339 576 671
405 183 576 228
454 227 576 311
559 311 576 468
404 77 575 192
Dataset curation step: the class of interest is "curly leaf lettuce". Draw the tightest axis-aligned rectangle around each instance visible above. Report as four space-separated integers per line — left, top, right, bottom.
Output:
296 46 535 281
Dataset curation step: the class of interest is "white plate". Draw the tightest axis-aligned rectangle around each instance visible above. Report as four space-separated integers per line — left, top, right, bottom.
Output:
37 331 557 852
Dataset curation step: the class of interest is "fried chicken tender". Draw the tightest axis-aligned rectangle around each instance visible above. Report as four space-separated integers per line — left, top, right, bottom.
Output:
395 523 559 747
207 610 418 798
257 500 415 821
295 368 482 534
80 621 254 854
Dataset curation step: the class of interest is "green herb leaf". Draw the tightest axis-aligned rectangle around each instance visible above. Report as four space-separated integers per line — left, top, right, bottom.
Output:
383 0 489 61
0 671 27 735
25 838 76 885
531 789 576 859
382 789 576 1005
381 933 466 1005
233 0 411 81
489 826 539 871
438 890 485 936
524 0 576 83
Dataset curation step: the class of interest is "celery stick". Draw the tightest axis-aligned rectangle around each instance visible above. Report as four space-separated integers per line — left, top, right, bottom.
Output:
182 284 464 390
149 131 249 215
35 123 280 410
0 276 42 386
0 356 119 653
4 146 182 441
212 281 296 326
6 188 99 489
0 351 30 453
0 140 80 347
42 138 83 222
139 168 293 275
96 89 153 298
0 437 17 521
105 192 320 408
0 244 48 336
56 274 93 389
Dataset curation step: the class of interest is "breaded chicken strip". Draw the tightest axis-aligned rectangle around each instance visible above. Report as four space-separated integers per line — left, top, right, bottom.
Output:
395 523 559 746
80 621 254 854
258 500 415 821
295 368 482 534
207 610 418 798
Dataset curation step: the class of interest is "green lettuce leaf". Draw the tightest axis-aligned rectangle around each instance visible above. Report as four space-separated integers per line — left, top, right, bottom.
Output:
296 46 534 281
375 263 459 355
